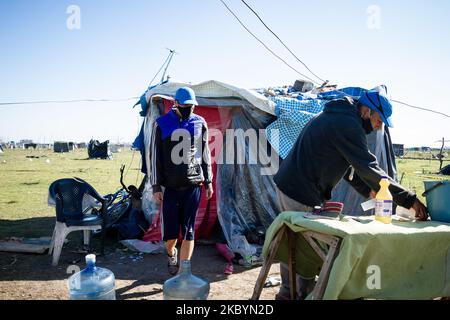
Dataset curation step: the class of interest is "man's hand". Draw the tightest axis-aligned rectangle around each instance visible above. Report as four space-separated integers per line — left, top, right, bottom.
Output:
369 190 376 199
153 192 163 204
412 198 429 221
206 185 214 200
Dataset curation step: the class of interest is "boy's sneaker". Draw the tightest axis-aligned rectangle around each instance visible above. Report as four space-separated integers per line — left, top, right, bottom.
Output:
167 247 179 275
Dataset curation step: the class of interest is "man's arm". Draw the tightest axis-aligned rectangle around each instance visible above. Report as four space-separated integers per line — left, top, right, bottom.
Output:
150 122 163 195
201 123 213 187
343 167 371 198
331 123 416 209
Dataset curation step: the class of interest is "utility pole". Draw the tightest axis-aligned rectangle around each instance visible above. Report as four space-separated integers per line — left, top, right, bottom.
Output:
436 138 450 171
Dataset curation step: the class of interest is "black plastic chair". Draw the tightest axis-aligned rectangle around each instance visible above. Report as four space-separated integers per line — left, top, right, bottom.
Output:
48 178 107 266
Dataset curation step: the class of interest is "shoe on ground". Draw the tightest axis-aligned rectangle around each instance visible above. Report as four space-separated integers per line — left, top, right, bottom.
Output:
167 247 179 275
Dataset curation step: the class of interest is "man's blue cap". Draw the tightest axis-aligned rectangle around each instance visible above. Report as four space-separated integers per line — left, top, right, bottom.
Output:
175 87 198 106
358 86 394 128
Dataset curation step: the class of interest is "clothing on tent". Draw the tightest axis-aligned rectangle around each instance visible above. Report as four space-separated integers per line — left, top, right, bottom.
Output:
132 122 147 174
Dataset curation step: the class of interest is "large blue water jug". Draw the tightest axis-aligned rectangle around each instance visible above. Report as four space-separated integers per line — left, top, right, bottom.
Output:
68 254 116 300
163 260 210 300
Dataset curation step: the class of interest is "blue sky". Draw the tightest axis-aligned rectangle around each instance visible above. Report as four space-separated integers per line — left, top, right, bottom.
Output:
0 0 449 147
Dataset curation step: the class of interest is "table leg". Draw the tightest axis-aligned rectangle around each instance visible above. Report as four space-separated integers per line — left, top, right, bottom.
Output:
310 236 342 300
251 226 287 300
288 229 297 300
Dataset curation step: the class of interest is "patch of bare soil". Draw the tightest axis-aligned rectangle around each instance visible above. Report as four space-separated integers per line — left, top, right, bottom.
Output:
0 241 280 300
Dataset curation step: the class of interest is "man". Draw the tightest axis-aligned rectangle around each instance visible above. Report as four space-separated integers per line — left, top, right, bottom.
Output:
273 86 428 299
151 87 214 275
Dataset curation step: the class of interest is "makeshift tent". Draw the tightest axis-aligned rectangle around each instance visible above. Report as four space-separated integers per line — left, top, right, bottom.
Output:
88 140 112 159
136 80 397 260
54 141 70 153
137 81 278 259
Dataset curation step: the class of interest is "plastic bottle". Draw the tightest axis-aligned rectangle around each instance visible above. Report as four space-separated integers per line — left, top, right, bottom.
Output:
163 260 210 300
375 177 393 224
68 254 116 300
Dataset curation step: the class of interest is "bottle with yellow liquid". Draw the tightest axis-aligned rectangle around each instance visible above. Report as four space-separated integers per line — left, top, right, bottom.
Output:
375 177 393 224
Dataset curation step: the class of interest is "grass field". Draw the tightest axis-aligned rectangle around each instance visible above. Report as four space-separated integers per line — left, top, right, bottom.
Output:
0 148 144 239
0 148 448 239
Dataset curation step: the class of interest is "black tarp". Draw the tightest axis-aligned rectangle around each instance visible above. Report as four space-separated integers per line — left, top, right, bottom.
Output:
54 142 69 153
88 139 111 159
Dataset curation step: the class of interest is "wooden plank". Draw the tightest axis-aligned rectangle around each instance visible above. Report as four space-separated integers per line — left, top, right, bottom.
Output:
303 231 340 246
0 237 52 254
311 238 342 300
251 226 287 300
288 229 297 300
302 232 327 261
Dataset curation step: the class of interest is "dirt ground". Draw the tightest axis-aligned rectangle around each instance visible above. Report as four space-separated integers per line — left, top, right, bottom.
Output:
0 239 280 300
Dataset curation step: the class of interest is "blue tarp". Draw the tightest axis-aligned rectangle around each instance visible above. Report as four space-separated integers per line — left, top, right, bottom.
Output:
265 96 326 159
265 87 368 159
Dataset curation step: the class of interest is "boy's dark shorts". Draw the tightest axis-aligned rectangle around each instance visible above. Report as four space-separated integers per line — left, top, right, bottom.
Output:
161 185 202 241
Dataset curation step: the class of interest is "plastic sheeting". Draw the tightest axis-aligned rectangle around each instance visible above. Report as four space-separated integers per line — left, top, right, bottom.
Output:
216 106 280 259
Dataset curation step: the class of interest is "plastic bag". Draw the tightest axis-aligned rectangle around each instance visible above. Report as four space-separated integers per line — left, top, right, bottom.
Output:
141 182 160 225
120 239 164 254
230 235 257 265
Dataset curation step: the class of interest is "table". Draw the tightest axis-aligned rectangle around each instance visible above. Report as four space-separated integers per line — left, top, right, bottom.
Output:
252 212 450 300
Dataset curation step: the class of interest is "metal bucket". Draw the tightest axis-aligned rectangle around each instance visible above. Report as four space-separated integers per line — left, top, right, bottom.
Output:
423 180 450 223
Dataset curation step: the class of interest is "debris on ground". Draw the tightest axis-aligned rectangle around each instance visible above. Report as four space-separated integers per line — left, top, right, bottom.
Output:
120 239 165 254
0 237 52 254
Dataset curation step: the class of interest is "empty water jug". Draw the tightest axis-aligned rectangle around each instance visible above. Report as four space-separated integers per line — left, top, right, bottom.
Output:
163 260 210 300
68 254 116 300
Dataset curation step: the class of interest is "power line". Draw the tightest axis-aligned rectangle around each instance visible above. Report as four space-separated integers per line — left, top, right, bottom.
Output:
219 0 321 85
241 0 326 84
0 97 139 106
236 1 448 118
391 99 449 118
330 89 449 118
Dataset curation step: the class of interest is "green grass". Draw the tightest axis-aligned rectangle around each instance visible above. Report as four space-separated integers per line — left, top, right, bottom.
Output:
0 148 144 238
396 158 448 203
0 148 448 239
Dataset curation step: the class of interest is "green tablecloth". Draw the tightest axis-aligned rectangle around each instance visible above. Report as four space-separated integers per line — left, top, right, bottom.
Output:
263 212 450 300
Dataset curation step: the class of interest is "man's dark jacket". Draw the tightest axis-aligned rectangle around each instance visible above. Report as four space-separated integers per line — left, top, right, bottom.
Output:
150 109 212 192
274 97 416 208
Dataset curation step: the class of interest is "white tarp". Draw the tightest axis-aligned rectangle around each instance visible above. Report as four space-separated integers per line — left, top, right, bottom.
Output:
144 80 276 115
142 80 276 180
